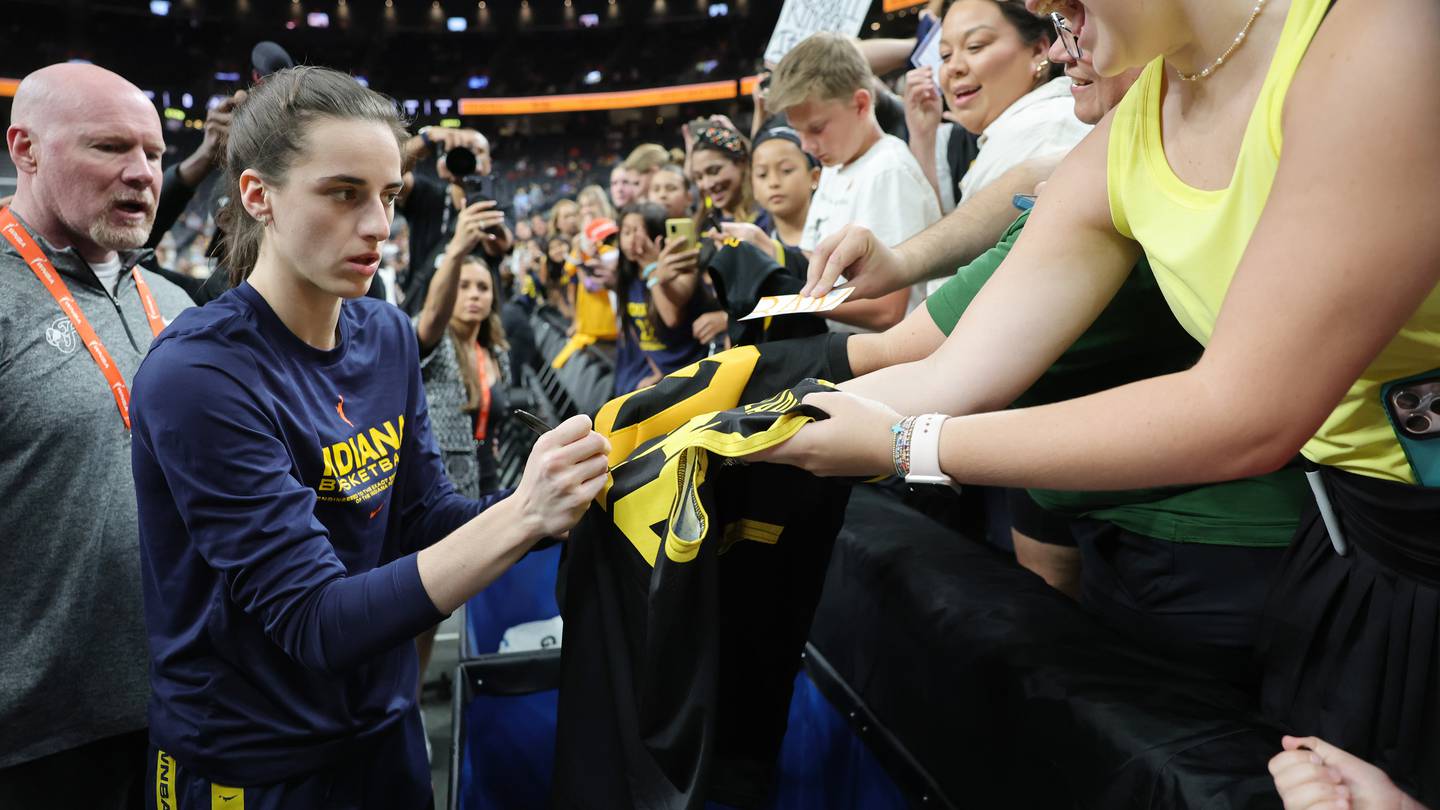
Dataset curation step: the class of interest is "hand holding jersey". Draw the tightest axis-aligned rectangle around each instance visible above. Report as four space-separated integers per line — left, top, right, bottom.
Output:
748 388 898 477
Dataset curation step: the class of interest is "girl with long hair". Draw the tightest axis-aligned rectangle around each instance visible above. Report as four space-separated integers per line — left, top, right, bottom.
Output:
577 183 618 226
610 201 712 394
416 217 511 496
688 123 769 234
547 198 581 241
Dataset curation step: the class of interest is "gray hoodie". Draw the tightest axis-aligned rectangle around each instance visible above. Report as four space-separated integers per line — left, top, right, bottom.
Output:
0 213 193 768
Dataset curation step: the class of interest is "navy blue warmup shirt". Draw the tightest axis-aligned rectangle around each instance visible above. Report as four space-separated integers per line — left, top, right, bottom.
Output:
131 282 504 785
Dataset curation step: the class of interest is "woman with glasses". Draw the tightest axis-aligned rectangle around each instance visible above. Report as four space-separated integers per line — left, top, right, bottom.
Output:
765 0 1439 800
905 0 1089 224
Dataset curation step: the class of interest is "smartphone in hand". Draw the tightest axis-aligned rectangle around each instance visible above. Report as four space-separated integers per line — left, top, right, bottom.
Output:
665 217 696 249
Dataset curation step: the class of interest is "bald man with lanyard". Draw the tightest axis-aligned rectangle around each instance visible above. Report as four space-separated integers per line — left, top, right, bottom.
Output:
0 64 192 807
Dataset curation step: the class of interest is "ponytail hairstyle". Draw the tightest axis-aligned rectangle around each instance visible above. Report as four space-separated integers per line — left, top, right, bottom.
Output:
220 66 410 286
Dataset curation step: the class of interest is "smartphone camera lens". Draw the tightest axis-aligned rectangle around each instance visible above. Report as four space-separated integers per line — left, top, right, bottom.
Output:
1430 398 1440 415
1404 414 1431 434
1396 390 1421 410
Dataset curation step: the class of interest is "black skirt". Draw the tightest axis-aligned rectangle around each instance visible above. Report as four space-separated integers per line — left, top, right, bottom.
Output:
1258 465 1440 804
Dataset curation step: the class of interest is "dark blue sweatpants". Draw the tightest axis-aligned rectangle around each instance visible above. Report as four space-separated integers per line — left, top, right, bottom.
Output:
149 705 432 810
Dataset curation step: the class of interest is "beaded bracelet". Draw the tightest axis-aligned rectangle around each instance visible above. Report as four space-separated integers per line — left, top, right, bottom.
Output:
891 416 918 478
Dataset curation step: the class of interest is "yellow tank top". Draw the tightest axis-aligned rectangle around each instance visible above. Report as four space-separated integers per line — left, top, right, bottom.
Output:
1107 0 1440 483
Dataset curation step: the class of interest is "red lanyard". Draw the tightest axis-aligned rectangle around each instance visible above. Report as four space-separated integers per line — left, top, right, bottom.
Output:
0 207 165 430
473 345 493 443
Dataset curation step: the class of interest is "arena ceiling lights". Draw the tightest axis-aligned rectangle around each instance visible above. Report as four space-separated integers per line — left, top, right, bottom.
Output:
459 76 761 115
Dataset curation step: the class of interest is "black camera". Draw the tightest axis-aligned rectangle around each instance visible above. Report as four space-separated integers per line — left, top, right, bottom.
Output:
443 146 489 208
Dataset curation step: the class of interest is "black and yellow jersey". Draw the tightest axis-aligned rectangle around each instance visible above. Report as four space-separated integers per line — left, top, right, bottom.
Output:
701 238 830 347
554 339 853 809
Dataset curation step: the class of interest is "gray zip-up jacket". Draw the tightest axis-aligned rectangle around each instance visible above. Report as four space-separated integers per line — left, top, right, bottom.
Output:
0 212 193 768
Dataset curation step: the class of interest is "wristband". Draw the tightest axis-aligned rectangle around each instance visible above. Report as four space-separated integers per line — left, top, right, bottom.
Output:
904 413 957 489
890 416 918 478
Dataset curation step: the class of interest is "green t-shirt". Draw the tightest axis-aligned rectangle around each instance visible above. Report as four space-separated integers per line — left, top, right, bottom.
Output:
925 212 1306 547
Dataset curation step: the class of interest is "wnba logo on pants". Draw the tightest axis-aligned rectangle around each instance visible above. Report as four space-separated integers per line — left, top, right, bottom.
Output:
155 751 177 810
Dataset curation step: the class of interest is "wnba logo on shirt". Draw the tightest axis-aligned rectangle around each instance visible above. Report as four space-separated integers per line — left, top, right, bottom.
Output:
318 415 405 502
45 316 78 354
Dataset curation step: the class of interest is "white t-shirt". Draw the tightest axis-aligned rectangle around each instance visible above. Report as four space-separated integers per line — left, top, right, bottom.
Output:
800 134 941 253
91 256 124 296
919 78 1092 297
800 134 942 333
957 77 1092 202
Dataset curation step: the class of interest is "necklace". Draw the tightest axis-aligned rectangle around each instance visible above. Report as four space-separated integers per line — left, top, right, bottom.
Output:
1175 0 1268 82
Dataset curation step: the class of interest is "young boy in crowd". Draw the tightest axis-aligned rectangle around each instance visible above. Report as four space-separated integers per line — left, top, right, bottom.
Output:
765 31 941 332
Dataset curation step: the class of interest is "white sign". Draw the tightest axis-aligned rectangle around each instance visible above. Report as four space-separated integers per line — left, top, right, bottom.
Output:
910 18 944 93
763 0 873 66
739 287 856 321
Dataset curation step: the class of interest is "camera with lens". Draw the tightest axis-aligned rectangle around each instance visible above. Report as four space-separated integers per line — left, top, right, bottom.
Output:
443 146 489 208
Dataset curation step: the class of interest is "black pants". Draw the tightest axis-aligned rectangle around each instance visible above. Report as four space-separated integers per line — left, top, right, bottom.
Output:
1258 466 1440 804
0 729 147 810
1072 518 1285 687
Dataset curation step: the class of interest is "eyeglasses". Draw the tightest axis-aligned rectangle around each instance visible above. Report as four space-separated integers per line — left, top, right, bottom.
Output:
1050 12 1082 61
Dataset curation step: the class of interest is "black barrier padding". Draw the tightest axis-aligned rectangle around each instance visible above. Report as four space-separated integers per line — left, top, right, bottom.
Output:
808 486 1286 810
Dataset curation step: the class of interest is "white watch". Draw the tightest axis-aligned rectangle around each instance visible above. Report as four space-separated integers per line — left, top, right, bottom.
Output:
904 413 958 490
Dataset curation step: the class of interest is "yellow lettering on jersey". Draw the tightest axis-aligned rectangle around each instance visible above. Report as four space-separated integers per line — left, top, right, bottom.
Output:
354 432 380 467
330 441 354 475
611 464 671 566
370 421 402 454
317 416 405 500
